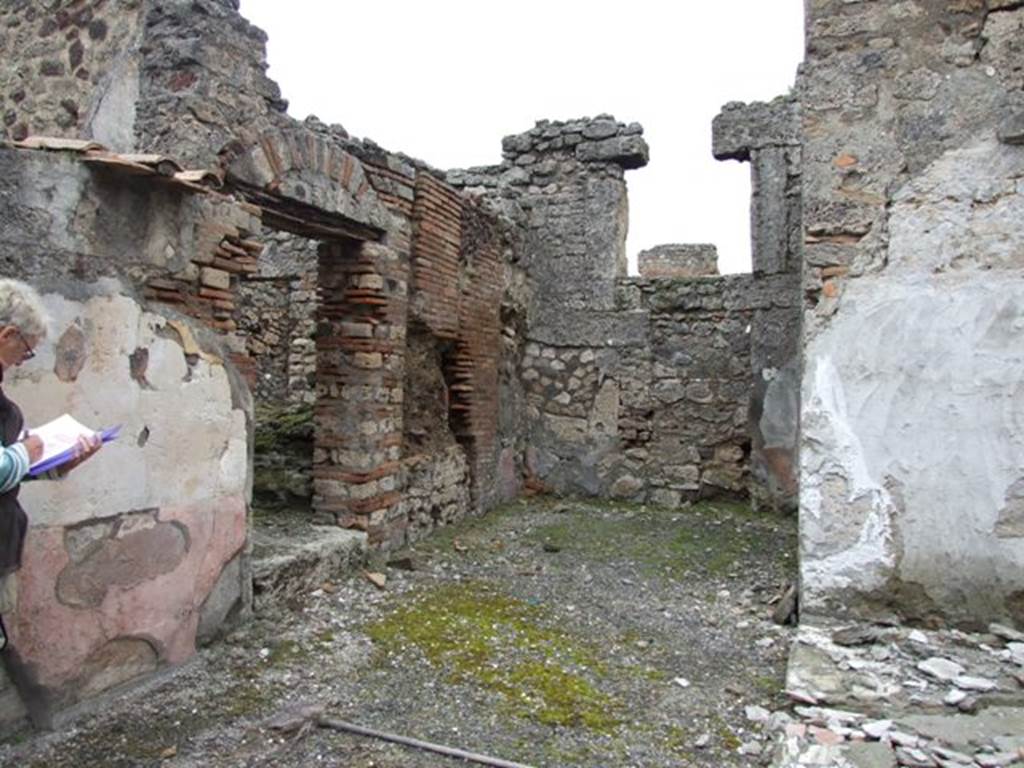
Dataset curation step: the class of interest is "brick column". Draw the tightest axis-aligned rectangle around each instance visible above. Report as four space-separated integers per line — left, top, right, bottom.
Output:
451 202 504 509
313 239 408 547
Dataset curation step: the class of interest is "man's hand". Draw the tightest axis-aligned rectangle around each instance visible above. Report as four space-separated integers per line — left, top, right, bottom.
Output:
20 433 42 464
60 433 102 475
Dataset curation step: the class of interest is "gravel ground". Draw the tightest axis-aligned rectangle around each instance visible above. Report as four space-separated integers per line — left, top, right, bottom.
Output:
0 496 797 768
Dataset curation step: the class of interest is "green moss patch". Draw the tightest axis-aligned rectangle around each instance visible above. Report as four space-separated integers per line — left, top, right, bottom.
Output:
366 582 621 731
253 402 314 454
525 500 795 580
252 402 315 508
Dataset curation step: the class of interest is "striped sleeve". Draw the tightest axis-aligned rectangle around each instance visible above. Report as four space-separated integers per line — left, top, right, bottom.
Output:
0 443 30 494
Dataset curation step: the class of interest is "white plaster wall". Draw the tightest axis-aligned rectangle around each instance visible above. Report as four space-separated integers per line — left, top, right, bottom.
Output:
800 275 1024 621
7 290 248 527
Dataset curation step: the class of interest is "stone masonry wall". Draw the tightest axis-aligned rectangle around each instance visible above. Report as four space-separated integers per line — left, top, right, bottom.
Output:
400 447 472 544
520 274 797 503
1 0 804 626
235 232 319 405
406 173 513 517
450 115 646 323
797 0 1024 628
0 145 251 730
0 0 287 161
236 277 291 402
452 116 800 508
136 0 288 169
1 0 516 549
450 116 653 498
0 1 147 147
713 96 803 513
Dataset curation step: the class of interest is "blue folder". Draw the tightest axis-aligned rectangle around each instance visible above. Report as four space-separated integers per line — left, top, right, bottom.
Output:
27 425 122 477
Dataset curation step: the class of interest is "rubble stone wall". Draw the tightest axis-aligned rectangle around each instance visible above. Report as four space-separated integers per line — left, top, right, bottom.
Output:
0 0 285 162
452 116 801 509
136 0 288 169
797 0 1024 627
522 273 797 503
235 233 318 405
400 448 472 544
0 146 251 730
0 1 147 148
450 115 646 321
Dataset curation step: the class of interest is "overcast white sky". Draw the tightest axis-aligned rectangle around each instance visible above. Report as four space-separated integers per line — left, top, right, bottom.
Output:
238 1 805 274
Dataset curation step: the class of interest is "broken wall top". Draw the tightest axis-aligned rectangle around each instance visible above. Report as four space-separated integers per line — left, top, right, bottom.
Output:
712 96 800 162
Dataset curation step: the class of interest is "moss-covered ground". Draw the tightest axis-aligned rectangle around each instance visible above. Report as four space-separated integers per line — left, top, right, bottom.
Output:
366 581 621 730
4 495 797 768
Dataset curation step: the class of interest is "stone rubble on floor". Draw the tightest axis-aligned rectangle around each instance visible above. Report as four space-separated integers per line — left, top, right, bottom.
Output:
760 620 1024 767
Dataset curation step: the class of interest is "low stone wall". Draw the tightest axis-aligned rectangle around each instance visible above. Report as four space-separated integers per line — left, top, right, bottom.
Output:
524 273 797 504
400 447 472 544
452 115 800 510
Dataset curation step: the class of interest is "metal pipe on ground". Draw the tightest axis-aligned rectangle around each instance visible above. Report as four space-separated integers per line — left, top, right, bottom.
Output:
316 716 537 768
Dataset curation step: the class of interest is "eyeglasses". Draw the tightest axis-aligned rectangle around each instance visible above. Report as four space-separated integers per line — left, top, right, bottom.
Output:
13 328 34 361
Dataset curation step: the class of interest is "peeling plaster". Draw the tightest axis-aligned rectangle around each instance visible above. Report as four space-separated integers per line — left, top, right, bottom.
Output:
57 511 189 608
995 478 1024 538
10 291 248 525
800 275 1024 621
801 355 897 598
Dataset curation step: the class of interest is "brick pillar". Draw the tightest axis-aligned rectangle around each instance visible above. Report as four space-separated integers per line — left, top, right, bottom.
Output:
313 239 408 547
451 202 504 510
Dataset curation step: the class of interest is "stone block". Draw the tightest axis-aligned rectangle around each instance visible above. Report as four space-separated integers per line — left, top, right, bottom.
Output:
352 352 383 369
750 146 796 275
341 322 373 338
609 474 643 499
650 488 683 508
582 120 619 140
844 742 897 768
638 244 719 278
575 134 650 169
712 96 799 161
252 526 367 609
981 8 1024 90
200 267 230 290
356 274 384 290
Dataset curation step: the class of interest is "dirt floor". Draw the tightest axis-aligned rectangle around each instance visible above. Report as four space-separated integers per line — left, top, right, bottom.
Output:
0 497 797 768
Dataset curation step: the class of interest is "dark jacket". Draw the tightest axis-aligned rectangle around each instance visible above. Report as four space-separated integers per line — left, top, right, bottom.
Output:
0 367 27 577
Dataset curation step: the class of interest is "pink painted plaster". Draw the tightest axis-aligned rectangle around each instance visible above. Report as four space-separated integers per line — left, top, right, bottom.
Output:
8 495 246 692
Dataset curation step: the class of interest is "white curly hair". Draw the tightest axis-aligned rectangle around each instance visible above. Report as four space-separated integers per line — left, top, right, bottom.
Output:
0 279 49 341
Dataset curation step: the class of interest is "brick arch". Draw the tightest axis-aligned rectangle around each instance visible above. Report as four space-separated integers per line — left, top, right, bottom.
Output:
221 128 390 233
